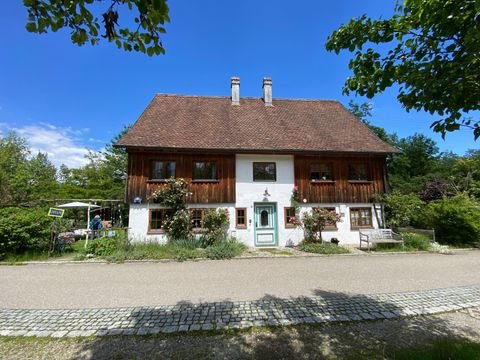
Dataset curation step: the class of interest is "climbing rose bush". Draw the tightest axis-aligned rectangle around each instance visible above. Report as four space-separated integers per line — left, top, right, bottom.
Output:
150 178 189 209
200 208 230 247
302 208 342 243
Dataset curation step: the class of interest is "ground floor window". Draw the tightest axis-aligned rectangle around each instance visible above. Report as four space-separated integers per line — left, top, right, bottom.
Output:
191 208 206 229
236 208 247 229
350 207 372 229
284 207 296 228
149 209 168 233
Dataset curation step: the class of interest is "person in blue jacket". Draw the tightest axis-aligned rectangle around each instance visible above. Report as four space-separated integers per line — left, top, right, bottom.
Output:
90 215 103 239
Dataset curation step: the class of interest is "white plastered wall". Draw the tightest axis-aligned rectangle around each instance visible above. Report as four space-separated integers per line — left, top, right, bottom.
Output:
128 153 381 246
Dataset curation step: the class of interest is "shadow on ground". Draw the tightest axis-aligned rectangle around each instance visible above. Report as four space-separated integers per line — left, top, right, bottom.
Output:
4 290 479 360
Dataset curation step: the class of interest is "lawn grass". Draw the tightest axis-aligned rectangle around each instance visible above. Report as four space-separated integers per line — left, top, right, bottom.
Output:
389 338 480 360
298 242 350 254
2 327 477 360
1 250 50 263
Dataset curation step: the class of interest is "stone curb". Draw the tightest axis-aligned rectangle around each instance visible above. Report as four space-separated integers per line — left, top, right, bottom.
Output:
1 284 479 338
1 248 478 266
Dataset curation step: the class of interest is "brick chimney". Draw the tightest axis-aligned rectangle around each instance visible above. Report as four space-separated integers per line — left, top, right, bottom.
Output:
263 77 272 106
231 77 240 105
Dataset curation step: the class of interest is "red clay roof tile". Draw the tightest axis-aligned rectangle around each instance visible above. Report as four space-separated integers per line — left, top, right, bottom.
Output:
116 94 398 154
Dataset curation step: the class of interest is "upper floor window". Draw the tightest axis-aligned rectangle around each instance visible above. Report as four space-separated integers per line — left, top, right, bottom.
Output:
193 161 217 181
348 163 369 181
310 163 333 181
350 207 372 228
151 161 176 180
253 162 276 181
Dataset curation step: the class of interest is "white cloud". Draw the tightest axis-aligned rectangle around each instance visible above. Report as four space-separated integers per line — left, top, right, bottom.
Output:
9 123 98 168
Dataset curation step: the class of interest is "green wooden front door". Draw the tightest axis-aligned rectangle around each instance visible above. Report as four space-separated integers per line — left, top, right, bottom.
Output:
254 203 277 247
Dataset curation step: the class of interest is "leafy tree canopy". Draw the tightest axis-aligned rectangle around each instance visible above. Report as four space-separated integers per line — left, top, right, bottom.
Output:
326 0 480 139
348 100 395 144
23 0 170 56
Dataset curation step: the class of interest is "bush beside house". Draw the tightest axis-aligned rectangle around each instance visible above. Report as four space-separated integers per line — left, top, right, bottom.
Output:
0 207 51 259
420 195 480 247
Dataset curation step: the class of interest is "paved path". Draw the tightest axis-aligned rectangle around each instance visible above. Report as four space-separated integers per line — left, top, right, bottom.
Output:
1 252 479 309
1 285 479 337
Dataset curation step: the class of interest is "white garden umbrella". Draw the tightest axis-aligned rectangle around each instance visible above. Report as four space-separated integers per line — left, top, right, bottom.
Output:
58 202 101 245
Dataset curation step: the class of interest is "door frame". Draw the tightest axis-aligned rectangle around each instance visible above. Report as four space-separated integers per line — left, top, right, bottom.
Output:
253 202 278 247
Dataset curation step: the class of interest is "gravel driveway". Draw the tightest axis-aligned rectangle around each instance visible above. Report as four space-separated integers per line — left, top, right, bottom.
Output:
0 251 479 309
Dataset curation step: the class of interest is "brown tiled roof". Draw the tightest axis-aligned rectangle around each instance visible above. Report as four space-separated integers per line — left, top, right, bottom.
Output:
116 94 398 154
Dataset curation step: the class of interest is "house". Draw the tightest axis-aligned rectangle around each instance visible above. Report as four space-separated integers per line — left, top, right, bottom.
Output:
116 77 398 246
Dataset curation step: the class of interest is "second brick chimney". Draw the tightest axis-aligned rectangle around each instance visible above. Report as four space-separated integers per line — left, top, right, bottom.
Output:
263 77 272 106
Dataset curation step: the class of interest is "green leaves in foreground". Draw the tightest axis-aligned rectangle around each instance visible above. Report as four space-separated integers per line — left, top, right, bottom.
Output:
326 0 480 139
24 0 169 56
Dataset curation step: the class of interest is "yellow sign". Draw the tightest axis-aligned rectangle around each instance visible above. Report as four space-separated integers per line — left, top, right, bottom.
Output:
48 208 64 218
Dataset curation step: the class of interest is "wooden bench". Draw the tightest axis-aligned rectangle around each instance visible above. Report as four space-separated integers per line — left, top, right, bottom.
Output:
359 229 404 251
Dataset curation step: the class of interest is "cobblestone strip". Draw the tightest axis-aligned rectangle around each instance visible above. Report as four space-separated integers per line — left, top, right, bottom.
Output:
1 285 479 337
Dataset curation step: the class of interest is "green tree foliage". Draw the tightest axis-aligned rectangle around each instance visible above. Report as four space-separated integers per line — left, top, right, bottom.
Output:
56 127 129 201
388 134 439 193
0 207 51 259
0 132 57 206
384 191 424 228
451 150 480 198
0 132 30 206
326 0 480 139
23 0 170 56
420 195 480 246
348 101 395 145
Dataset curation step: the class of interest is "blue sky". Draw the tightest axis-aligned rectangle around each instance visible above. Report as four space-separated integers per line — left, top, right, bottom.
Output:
0 0 477 167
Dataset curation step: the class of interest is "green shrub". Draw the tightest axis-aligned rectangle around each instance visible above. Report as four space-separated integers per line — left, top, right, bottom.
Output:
200 209 229 247
420 195 480 246
205 239 246 260
174 247 205 262
375 233 432 252
169 237 202 250
85 236 128 257
0 207 51 259
298 242 350 254
403 233 431 251
384 191 425 228
162 209 192 241
104 250 129 263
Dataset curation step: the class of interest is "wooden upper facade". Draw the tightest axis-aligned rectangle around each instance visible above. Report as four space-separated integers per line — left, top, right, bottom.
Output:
127 150 387 204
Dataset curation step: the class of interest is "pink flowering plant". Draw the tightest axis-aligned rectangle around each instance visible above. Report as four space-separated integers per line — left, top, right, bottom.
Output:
289 185 301 225
200 208 230 247
149 178 192 240
290 185 300 208
301 208 342 242
149 178 189 209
